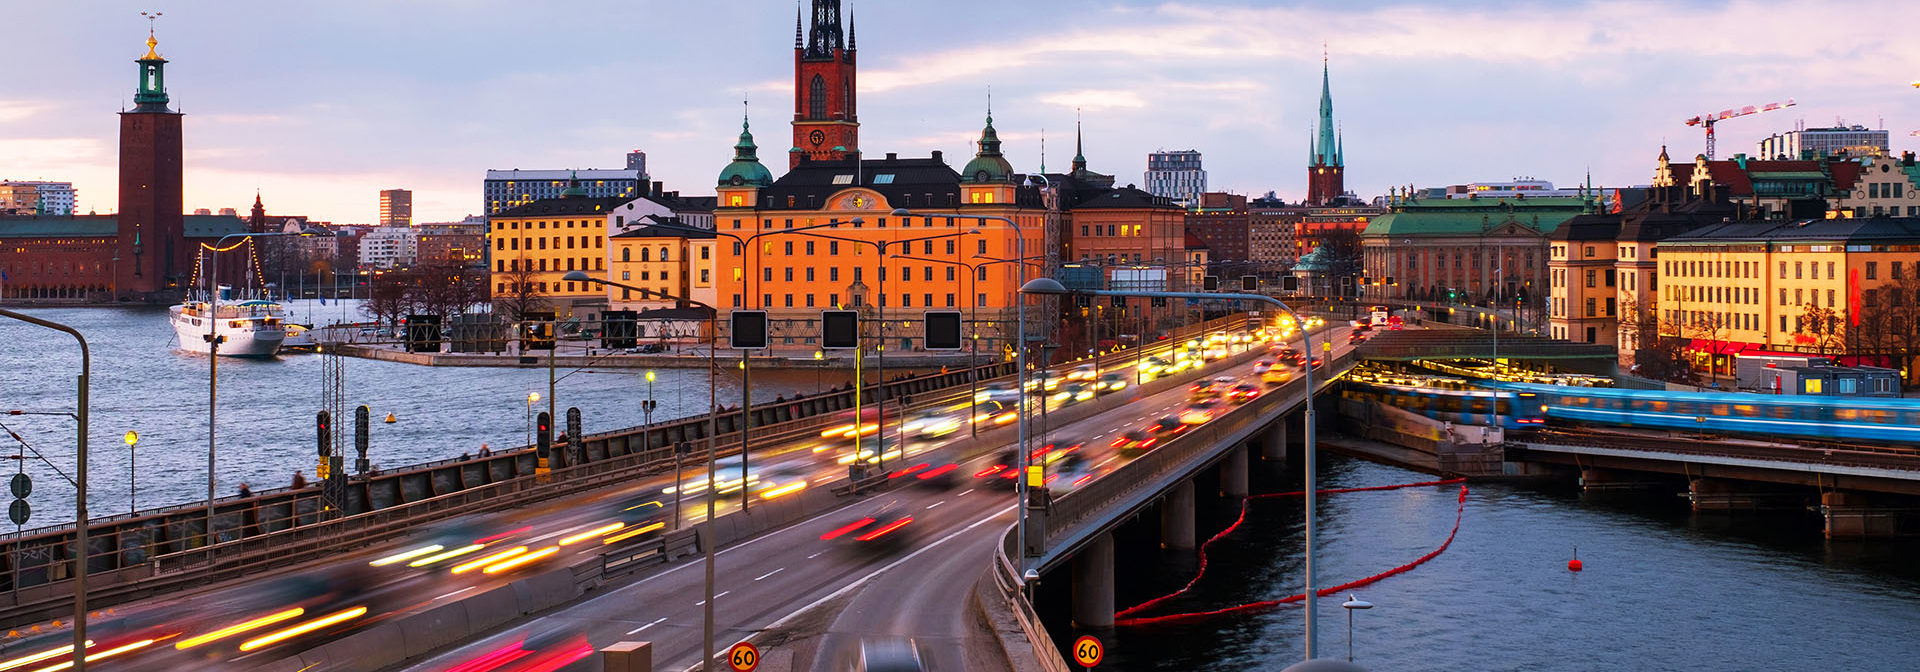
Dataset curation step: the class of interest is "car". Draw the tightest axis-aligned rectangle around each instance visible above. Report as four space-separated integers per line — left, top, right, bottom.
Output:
1111 429 1158 456
820 501 916 553
976 382 1021 403
637 343 667 353
1188 381 1221 401
1066 364 1098 381
1052 382 1095 404
1180 399 1222 424
1228 383 1260 403
1261 367 1293 386
844 638 925 672
1096 373 1129 393
1253 360 1275 373
1212 375 1238 386
1150 415 1185 434
1046 451 1099 492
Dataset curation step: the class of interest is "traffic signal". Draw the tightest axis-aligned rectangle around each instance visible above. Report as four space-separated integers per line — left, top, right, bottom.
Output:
536 411 553 464
1241 275 1258 292
316 410 332 457
731 310 769 349
1203 275 1220 291
821 310 859 349
924 311 962 350
1282 276 1299 292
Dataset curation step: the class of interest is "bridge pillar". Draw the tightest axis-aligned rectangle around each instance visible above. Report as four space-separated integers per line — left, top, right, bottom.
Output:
1689 478 1802 511
1579 467 1661 492
1161 480 1196 550
1262 421 1288 462
1220 446 1249 498
1072 532 1116 628
1821 491 1917 538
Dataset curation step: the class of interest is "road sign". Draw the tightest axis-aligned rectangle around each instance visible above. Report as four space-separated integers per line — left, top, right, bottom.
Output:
1072 635 1103 667
727 642 760 671
8 499 28 526
9 473 30 499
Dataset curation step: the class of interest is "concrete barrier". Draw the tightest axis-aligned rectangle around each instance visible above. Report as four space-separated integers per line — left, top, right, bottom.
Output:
400 601 474 659
315 620 408 670
460 583 522 632
512 566 584 615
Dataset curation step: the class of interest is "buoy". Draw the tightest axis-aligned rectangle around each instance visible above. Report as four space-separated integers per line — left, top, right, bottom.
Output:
384 412 397 424
1568 544 1584 572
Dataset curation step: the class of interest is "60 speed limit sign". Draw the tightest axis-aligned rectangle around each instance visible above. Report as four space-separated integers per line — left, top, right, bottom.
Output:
727 642 761 671
1072 635 1103 667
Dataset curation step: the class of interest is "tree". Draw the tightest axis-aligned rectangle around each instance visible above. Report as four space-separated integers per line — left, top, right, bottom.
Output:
1619 296 1695 385
1795 301 1844 356
494 258 547 322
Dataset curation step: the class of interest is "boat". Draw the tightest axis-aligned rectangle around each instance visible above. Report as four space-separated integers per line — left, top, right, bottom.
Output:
281 323 319 350
170 291 288 357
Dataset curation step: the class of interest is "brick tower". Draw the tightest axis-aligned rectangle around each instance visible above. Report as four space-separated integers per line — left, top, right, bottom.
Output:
791 0 858 169
117 29 186 300
1305 55 1345 206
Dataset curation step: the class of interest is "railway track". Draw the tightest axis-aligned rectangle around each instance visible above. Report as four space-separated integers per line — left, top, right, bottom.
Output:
1530 429 1920 473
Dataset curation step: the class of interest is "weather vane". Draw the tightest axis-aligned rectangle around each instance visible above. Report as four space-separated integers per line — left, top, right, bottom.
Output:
141 10 162 36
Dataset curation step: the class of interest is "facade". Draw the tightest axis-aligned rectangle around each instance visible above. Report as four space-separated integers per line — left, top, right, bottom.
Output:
1296 205 1382 259
1361 194 1594 307
117 31 187 299
0 181 75 215
483 167 644 215
379 189 412 227
416 227 484 268
1653 148 1862 220
1758 125 1890 161
1250 201 1305 266
790 0 859 169
485 180 622 317
357 226 418 269
1145 150 1206 207
1831 153 1920 218
1305 58 1346 206
607 223 713 312
1441 179 1589 200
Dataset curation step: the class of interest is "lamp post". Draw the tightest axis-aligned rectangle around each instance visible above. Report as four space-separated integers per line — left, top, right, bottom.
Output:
0 309 90 671
567 271 724 671
643 370 658 428
1018 278 1327 661
1341 594 1373 663
123 430 137 515
892 252 1037 436
525 392 539 448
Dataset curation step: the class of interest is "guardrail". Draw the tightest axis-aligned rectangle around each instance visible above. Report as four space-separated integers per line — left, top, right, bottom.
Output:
990 530 1074 672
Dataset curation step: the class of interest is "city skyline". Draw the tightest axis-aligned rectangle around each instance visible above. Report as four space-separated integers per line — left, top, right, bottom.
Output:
4 0 1918 223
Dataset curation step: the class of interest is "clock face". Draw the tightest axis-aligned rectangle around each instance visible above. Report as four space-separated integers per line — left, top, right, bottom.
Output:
851 196 867 208
809 130 826 147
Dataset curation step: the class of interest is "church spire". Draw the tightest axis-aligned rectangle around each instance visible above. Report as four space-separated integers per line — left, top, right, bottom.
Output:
794 1 803 49
721 97 774 188
804 0 846 59
1071 111 1087 173
1314 49 1339 168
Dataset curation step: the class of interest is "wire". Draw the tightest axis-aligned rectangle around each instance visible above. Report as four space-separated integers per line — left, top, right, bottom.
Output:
0 420 80 487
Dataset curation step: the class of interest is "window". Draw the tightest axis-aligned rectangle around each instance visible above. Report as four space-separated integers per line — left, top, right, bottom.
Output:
945 267 955 281
701 246 711 260
1585 270 1596 288
830 267 840 281
978 240 988 255
784 267 794 281
701 269 710 283
1795 262 1802 279
621 271 630 281
806 241 815 255
806 267 815 281
1828 262 1835 279
1585 298 1595 317
945 239 956 254
1867 261 1878 280
808 75 826 119
784 294 794 307
763 268 772 282
1605 269 1616 287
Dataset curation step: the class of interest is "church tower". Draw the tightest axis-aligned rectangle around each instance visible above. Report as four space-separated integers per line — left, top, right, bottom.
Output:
1305 55 1345 206
791 0 858 169
117 27 186 299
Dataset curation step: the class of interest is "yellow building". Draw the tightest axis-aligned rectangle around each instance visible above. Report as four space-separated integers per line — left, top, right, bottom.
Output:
485 182 619 318
607 224 713 311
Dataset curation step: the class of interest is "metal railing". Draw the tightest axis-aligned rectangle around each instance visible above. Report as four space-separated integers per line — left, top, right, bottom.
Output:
993 530 1074 672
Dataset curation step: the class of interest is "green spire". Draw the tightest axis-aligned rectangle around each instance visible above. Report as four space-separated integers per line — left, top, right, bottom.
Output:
962 101 1013 184
560 170 587 198
1314 53 1340 168
1071 112 1087 173
718 103 774 188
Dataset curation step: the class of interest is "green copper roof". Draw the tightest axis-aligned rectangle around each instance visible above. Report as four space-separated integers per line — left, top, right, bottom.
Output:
1293 246 1333 272
1363 197 1590 237
718 115 774 188
560 171 588 198
961 114 1014 183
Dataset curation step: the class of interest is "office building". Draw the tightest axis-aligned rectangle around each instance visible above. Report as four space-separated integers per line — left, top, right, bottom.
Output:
1758 124 1890 160
357 225 418 269
484 166 645 215
0 181 76 215
379 189 412 227
1145 150 1206 207
486 175 621 318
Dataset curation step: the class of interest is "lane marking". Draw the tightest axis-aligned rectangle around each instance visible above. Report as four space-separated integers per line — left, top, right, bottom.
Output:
925 501 944 510
434 586 476 601
956 489 973 497
626 617 668 635
754 568 784 581
807 551 826 559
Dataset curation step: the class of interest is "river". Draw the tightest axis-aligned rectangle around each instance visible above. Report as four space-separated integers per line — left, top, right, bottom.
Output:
0 304 847 529
1098 455 1920 672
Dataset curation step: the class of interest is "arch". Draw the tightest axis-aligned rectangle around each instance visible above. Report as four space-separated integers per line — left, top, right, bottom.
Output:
640 247 651 262
621 247 631 263
809 75 827 120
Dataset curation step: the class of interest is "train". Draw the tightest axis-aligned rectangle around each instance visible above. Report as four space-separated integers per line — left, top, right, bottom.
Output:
1488 382 1920 446
1339 380 1545 431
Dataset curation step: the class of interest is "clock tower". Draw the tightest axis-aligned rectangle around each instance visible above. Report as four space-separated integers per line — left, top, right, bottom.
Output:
791 0 858 169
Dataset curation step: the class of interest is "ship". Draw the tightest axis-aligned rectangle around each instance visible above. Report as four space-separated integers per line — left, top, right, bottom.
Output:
170 290 288 357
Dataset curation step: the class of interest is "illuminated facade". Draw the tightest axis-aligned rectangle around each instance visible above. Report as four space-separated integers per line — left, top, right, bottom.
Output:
485 176 619 316
790 0 859 169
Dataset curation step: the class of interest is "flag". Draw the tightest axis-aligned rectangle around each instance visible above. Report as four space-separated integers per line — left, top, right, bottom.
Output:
319 295 327 306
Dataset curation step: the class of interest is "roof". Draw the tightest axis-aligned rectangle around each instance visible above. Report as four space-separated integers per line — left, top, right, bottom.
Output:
756 154 1044 210
636 306 716 320
1183 230 1208 250
1363 197 1591 237
484 169 643 181
1663 216 1920 245
0 214 246 239
493 196 632 218
1069 185 1181 210
611 217 715 239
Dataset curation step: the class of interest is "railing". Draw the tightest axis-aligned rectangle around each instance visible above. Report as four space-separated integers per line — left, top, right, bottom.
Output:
993 529 1074 672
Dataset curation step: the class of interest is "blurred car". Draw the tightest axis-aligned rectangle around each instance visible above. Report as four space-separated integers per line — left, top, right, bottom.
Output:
1150 415 1185 434
844 638 925 672
1046 451 1098 492
1052 382 1095 404
1252 359 1275 373
1188 380 1221 401
753 462 812 500
1111 429 1158 456
976 382 1020 403
1066 364 1098 381
1180 399 1222 424
445 629 594 672
820 501 916 554
1260 367 1293 386
902 410 964 439
1096 372 1129 393
1228 383 1260 403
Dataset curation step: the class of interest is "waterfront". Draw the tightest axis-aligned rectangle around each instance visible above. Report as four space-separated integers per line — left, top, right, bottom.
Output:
0 305 849 528
1101 456 1920 672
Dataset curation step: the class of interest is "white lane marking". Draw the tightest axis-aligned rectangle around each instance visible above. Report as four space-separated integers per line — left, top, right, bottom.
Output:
680 504 1017 672
435 587 475 601
626 617 668 635
807 550 826 559
956 488 974 497
754 568 784 581
925 501 944 510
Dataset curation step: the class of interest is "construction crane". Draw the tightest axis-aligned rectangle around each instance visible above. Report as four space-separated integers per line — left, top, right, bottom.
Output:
1684 99 1796 160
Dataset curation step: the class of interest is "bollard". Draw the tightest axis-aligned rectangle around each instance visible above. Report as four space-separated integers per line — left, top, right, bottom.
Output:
602 641 653 672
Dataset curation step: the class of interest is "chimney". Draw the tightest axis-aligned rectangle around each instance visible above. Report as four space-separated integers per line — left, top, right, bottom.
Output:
931 150 944 163
885 152 898 161
652 181 664 197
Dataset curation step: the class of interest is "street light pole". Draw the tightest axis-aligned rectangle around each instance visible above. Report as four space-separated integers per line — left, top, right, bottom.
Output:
1018 279 1325 661
0 309 90 672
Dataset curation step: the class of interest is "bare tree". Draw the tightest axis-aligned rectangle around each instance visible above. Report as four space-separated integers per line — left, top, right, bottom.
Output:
493 259 547 322
1620 295 1695 384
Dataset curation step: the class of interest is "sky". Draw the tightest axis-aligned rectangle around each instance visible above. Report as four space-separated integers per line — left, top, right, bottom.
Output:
4 0 1919 224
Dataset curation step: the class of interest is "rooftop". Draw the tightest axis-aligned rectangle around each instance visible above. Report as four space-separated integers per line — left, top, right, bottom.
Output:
493 196 632 218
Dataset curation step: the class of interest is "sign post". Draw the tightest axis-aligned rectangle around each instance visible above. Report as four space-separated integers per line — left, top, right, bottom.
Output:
726 642 760 672
1072 635 1103 669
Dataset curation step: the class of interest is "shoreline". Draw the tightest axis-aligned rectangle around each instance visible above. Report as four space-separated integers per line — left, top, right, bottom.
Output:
330 343 993 370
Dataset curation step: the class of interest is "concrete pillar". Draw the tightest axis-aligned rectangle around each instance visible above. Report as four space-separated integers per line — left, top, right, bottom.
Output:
1578 467 1659 492
1821 491 1914 538
1689 478 1801 511
1261 422 1288 462
1161 480 1196 550
601 641 652 672
1072 532 1115 628
1220 446 1249 498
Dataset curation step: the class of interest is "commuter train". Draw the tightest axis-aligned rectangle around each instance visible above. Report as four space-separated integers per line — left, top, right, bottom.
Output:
1340 380 1546 430
1487 382 1920 446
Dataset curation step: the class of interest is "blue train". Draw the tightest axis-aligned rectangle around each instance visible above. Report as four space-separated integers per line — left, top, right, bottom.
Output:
1340 380 1546 431
1488 382 1920 446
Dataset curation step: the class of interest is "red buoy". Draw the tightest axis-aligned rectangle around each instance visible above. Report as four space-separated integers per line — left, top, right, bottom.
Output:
1568 544 1583 572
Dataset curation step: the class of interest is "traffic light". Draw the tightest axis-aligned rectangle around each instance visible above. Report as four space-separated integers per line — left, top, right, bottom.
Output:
924 311 962 350
731 310 769 349
1282 276 1299 292
1241 275 1258 292
1203 275 1220 291
316 410 332 457
821 310 859 349
536 411 553 471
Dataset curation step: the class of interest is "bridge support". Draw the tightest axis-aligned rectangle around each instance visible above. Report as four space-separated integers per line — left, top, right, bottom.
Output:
1262 421 1288 462
1688 478 1802 511
1161 480 1196 550
1579 467 1662 492
1821 491 1918 538
1220 446 1249 498
1072 532 1115 628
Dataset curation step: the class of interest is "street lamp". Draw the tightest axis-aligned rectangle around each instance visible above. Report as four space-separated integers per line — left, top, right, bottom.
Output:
525 392 539 448
567 270 725 671
643 370 658 428
1019 277 1329 662
891 252 1036 437
123 430 138 515
0 309 91 671
1341 594 1374 663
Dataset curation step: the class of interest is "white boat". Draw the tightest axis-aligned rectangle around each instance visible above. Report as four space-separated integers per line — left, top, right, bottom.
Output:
281 323 318 350
170 295 288 357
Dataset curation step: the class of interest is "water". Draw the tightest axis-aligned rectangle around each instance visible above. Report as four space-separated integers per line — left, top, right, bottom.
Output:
1099 456 1920 672
0 305 847 528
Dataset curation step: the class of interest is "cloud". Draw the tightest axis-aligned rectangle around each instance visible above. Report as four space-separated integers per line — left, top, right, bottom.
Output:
0 101 45 123
1039 89 1148 112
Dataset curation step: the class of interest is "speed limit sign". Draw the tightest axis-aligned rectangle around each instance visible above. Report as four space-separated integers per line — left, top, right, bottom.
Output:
727 642 760 671
1072 635 1103 667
